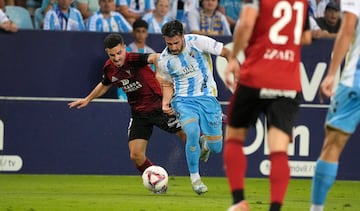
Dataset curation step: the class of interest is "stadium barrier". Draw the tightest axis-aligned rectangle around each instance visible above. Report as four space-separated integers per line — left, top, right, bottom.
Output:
0 30 359 180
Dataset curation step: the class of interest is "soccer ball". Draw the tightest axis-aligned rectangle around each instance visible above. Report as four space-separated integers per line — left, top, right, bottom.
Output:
142 165 168 193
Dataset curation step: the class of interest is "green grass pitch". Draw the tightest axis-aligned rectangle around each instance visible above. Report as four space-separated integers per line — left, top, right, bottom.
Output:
0 174 359 210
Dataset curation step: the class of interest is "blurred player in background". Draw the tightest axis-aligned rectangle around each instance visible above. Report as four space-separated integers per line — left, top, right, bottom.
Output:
118 18 156 101
68 33 186 193
310 1 360 210
222 0 311 210
157 20 231 195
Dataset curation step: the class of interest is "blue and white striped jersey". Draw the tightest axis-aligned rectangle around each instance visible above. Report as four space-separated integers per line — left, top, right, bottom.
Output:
142 13 172 34
340 0 360 88
115 0 154 15
43 7 85 31
86 11 132 32
158 34 224 97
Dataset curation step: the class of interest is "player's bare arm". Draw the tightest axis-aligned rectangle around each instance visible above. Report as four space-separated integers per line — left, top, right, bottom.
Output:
301 15 312 46
147 53 160 65
224 5 257 91
220 47 232 62
301 30 312 46
231 6 257 58
160 80 175 115
320 11 356 100
224 59 240 92
68 82 111 109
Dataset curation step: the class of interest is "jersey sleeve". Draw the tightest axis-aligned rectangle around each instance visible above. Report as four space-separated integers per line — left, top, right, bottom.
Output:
341 0 360 17
191 34 224 56
101 61 112 86
127 53 151 67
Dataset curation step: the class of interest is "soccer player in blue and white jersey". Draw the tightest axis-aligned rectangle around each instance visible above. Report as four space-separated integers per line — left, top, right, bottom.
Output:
43 0 85 31
86 0 132 32
157 20 231 195
310 1 360 210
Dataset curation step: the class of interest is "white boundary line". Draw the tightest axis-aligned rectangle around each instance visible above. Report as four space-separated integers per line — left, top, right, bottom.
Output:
0 96 121 103
0 96 329 108
218 101 329 108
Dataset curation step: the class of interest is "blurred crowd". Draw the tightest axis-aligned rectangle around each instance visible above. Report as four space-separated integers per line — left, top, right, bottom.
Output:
308 0 341 39
1 0 342 38
0 0 241 35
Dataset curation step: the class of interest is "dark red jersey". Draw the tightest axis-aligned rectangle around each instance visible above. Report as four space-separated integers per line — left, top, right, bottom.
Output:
240 0 309 91
101 53 162 113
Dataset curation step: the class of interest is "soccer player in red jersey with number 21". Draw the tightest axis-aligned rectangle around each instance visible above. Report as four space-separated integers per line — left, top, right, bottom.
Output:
223 1 312 211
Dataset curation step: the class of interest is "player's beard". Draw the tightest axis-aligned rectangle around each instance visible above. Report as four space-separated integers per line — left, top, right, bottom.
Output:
170 47 182 55
170 43 183 55
170 50 180 55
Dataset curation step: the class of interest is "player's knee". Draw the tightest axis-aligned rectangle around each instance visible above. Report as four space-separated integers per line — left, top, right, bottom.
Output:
207 139 223 154
183 123 200 144
129 151 144 162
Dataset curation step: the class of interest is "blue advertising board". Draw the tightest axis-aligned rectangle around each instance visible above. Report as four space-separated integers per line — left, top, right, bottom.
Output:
0 31 359 179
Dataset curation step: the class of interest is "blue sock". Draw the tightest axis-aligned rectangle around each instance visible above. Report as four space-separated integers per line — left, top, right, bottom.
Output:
311 159 338 205
183 122 201 174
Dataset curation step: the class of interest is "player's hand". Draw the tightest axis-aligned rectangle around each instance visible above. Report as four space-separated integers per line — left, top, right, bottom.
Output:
68 99 89 109
224 58 240 92
162 103 174 115
319 75 335 103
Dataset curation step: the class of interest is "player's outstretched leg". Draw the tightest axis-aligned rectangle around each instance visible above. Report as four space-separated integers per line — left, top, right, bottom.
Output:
269 152 290 211
183 122 208 194
310 159 338 211
224 137 248 209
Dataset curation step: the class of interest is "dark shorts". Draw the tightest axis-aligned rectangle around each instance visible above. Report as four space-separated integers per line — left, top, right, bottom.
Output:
128 109 182 141
227 85 300 136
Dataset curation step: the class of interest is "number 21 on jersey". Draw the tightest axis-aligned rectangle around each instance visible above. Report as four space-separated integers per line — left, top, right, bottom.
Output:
269 1 305 45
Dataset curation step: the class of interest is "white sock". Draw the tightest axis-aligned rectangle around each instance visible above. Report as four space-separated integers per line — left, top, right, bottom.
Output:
201 136 209 150
310 204 324 211
204 141 209 151
190 173 200 183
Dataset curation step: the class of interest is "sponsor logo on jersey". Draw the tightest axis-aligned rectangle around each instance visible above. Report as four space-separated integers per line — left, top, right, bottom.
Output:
260 88 297 99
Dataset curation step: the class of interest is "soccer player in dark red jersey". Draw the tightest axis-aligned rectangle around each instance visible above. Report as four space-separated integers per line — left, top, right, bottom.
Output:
222 1 312 210
68 33 186 193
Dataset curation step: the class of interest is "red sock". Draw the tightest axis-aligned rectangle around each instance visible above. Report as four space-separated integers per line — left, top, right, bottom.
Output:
136 158 153 174
269 151 290 205
223 138 247 191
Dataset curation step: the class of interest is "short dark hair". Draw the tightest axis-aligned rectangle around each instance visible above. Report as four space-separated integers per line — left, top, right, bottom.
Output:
200 0 220 10
161 20 184 37
133 18 149 30
104 33 124 49
325 1 340 11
